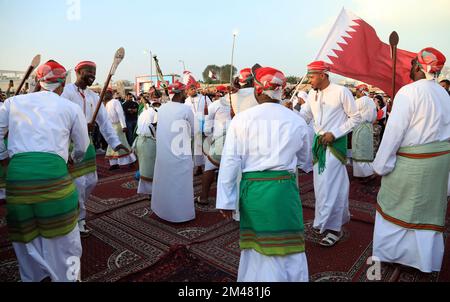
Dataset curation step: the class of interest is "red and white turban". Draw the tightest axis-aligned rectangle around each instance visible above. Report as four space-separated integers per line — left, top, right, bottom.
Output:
216 85 227 92
216 85 228 96
417 47 446 80
307 61 331 75
239 68 253 86
75 61 97 72
168 81 186 94
254 67 287 100
36 60 67 91
182 71 200 89
356 84 369 95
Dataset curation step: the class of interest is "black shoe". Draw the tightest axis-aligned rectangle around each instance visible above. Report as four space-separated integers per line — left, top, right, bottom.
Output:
109 165 120 171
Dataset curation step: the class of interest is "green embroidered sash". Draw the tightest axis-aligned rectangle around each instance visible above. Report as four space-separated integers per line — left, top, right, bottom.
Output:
377 141 450 232
6 152 79 243
239 170 305 256
352 122 374 162
105 123 132 159
313 134 347 174
134 136 156 181
68 144 96 179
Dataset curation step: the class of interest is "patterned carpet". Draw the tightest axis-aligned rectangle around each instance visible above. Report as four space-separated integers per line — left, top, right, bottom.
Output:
0 155 449 282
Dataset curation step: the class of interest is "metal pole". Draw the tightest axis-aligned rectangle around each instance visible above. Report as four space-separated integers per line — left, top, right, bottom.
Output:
230 34 237 84
150 50 153 85
179 60 186 73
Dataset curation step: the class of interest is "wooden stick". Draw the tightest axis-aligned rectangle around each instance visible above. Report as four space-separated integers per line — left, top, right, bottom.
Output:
389 31 399 113
153 55 169 97
90 48 125 125
15 55 41 96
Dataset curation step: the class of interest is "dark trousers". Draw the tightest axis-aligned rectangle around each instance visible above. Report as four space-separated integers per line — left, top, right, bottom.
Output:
126 120 137 145
92 123 107 150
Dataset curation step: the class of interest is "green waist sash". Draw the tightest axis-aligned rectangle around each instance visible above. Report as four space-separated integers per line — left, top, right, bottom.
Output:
106 123 132 159
239 170 305 256
313 134 347 174
6 152 79 243
0 138 8 189
134 136 156 181
377 141 450 232
69 144 96 179
352 122 374 162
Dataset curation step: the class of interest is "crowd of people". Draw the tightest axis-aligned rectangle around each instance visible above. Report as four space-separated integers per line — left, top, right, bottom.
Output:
0 46 449 282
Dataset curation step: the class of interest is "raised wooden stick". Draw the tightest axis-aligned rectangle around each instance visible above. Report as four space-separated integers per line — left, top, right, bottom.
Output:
388 31 399 113
15 54 41 96
90 47 125 125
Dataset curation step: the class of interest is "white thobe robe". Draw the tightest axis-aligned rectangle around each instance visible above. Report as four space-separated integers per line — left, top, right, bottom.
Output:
105 99 136 166
229 87 259 114
135 107 157 194
300 83 361 233
353 96 377 177
0 91 90 282
151 102 196 223
204 97 231 172
216 103 312 282
185 94 212 167
62 84 121 221
372 79 450 272
226 88 259 221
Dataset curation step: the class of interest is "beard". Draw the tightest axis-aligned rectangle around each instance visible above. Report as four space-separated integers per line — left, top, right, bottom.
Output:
83 74 96 87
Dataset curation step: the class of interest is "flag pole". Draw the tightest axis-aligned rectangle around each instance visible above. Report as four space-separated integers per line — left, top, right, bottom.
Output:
388 31 399 114
228 32 238 118
289 74 308 102
290 7 346 102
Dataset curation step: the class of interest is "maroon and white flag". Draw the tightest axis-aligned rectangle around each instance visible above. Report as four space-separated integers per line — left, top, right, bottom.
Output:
182 70 199 88
208 70 218 80
315 8 416 95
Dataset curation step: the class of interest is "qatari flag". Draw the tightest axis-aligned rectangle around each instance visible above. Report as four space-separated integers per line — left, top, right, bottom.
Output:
315 8 416 95
182 70 199 88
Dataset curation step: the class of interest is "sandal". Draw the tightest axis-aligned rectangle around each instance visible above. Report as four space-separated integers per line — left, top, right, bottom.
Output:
312 228 322 235
194 196 210 205
320 232 343 247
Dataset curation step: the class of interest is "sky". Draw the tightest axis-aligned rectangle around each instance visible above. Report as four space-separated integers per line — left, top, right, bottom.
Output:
1 0 449 83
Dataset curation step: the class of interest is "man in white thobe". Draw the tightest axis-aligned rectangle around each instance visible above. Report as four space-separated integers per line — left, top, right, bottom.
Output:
352 84 377 179
104 90 136 169
226 68 260 221
0 60 90 282
62 61 128 236
229 68 259 115
197 86 231 205
134 103 157 195
372 47 450 273
184 82 212 174
217 66 311 282
300 61 361 247
151 81 196 223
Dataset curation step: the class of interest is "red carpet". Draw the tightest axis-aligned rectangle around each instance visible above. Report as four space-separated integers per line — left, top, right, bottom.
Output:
0 155 449 282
